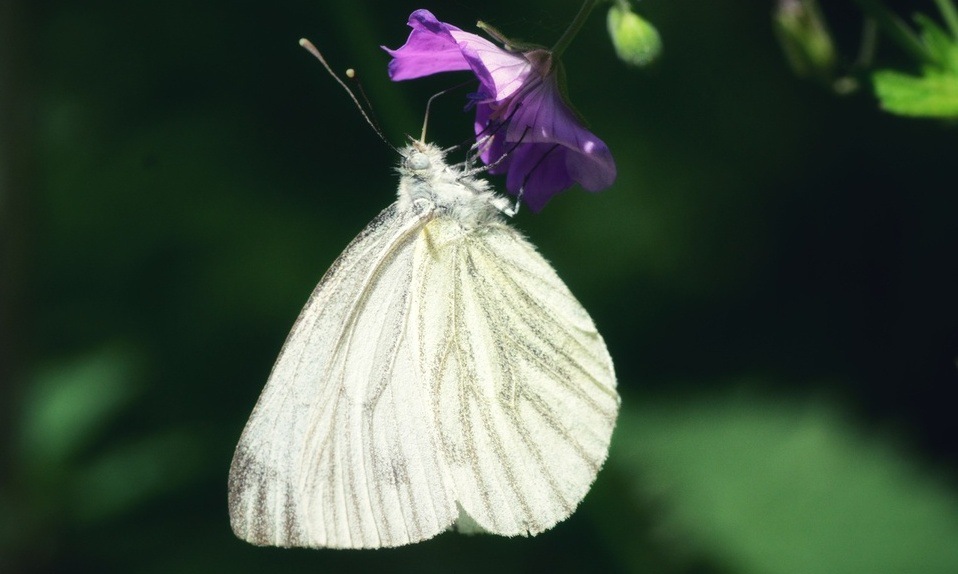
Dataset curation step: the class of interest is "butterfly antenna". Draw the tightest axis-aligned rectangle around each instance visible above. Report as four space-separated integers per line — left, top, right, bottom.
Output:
346 69 386 136
298 38 398 153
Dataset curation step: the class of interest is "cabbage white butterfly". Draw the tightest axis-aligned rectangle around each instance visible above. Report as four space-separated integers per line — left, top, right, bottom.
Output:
228 43 619 550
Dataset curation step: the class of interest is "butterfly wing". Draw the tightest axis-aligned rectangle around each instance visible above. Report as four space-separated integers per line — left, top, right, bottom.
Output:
412 218 619 537
230 200 618 548
228 200 460 549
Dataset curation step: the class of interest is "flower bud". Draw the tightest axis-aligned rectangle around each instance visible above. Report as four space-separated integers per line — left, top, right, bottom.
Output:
607 4 662 67
774 0 837 84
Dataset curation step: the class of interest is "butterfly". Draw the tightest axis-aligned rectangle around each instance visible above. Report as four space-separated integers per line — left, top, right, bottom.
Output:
228 139 619 549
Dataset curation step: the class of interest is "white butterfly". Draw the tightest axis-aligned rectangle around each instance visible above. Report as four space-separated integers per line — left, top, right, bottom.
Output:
228 140 619 549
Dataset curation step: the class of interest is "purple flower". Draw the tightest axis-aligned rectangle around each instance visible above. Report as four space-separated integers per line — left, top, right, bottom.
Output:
384 9 616 211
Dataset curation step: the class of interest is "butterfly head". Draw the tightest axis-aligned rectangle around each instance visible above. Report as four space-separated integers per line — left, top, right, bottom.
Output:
400 141 446 176
405 149 432 172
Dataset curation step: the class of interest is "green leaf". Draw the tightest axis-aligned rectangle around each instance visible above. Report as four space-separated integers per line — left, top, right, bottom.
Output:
872 69 958 117
612 393 958 574
916 14 958 73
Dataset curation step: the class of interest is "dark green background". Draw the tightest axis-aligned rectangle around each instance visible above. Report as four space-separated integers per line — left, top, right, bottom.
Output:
2 1 957 572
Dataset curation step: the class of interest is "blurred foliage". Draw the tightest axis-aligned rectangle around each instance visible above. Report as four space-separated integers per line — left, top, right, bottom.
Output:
613 391 958 573
874 66 958 115
1 0 957 572
873 13 958 117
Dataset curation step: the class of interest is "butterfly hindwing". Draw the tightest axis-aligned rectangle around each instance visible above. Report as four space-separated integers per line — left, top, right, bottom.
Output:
412 218 618 536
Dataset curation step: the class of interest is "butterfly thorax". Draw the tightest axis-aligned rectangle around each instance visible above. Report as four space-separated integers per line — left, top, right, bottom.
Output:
396 142 506 230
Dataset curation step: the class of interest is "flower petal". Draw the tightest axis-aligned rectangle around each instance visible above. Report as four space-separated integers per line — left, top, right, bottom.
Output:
486 79 617 205
473 102 512 168
565 136 616 191
383 9 472 80
451 31 531 100
386 11 617 211
504 144 575 211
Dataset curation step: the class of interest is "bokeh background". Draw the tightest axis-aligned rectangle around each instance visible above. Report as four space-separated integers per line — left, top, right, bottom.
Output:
2 0 957 572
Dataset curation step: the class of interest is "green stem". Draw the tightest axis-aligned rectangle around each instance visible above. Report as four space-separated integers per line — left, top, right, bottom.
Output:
934 0 958 39
551 0 603 57
852 0 934 63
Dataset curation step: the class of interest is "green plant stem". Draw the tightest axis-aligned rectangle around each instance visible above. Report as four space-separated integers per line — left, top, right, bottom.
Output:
551 0 602 57
934 0 958 39
852 0 934 63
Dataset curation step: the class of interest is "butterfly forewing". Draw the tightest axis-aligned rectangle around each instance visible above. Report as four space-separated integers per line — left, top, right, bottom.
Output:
229 200 459 548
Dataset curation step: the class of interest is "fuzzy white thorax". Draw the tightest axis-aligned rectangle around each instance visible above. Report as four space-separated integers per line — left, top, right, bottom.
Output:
396 141 510 228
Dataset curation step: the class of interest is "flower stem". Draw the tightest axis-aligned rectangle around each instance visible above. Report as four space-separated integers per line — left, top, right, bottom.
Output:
851 0 934 64
934 0 958 39
551 0 602 57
